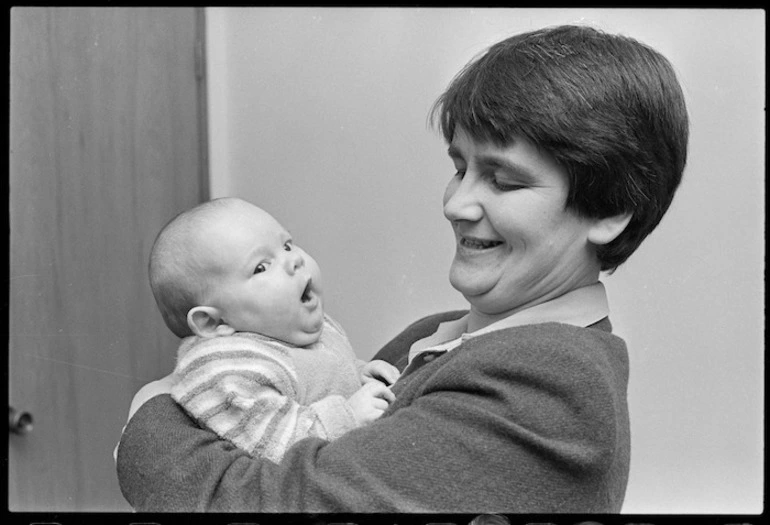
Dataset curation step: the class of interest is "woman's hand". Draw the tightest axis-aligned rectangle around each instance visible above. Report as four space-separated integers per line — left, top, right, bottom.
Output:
360 359 401 386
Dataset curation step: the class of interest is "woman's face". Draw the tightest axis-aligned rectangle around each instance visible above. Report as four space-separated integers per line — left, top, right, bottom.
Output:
443 127 602 319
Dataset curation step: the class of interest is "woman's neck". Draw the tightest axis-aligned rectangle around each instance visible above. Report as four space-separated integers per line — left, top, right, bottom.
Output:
465 276 600 333
466 305 526 333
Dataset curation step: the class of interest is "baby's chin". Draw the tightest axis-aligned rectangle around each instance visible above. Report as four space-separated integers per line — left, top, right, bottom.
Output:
279 317 325 347
282 329 323 348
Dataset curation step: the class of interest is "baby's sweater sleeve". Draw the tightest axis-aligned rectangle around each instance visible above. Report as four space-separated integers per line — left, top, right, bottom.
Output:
171 335 358 463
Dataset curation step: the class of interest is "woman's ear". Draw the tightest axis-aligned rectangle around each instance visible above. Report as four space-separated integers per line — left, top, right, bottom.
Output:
187 306 235 338
587 212 633 246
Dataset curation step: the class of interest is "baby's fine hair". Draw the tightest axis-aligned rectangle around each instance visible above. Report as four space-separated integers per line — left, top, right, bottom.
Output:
148 197 245 338
431 24 689 272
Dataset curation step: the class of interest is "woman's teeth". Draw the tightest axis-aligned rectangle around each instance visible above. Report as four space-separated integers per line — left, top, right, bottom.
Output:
461 237 503 249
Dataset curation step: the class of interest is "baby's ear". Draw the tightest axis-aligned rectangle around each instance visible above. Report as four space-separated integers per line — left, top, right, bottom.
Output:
187 306 235 338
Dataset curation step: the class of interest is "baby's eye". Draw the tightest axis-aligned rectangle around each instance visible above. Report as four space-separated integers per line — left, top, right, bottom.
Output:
284 241 293 251
254 262 267 274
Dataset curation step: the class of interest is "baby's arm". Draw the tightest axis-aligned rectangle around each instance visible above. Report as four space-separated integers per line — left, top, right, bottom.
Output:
171 336 390 462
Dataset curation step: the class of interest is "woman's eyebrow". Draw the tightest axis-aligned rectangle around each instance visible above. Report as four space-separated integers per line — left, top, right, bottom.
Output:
477 153 538 181
447 144 538 181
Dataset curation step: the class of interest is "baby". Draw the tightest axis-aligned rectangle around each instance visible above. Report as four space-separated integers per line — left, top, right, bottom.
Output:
148 197 399 462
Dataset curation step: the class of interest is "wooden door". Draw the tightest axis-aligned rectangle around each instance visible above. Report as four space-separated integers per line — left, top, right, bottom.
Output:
9 7 208 511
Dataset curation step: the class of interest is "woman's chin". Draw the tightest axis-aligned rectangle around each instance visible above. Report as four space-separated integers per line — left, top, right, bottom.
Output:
449 268 495 299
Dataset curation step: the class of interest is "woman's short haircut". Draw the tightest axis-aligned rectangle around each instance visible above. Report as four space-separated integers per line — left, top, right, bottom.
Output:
431 24 689 271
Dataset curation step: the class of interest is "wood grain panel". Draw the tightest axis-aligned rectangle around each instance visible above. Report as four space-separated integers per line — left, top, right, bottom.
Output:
9 7 208 511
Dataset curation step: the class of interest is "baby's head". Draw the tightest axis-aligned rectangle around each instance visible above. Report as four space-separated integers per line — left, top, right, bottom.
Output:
149 197 324 346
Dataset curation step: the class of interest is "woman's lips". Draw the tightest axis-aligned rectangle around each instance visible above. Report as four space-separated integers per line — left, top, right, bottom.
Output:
459 235 504 249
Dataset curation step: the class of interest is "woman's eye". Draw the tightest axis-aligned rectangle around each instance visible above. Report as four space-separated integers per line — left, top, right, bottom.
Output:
254 263 267 274
284 241 293 251
489 172 526 191
454 169 466 179
493 179 525 191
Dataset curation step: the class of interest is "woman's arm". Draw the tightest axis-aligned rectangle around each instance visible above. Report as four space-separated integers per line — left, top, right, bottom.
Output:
116 324 627 513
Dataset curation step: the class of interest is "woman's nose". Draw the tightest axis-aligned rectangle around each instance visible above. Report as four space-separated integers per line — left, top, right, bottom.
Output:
443 172 484 223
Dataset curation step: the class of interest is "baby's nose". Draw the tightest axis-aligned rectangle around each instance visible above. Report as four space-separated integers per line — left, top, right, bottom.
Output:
286 251 304 273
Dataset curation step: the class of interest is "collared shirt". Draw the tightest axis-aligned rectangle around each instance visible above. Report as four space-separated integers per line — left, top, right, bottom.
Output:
405 282 610 370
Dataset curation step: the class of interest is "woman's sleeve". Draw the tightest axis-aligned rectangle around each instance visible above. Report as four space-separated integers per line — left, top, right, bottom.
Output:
116 326 626 513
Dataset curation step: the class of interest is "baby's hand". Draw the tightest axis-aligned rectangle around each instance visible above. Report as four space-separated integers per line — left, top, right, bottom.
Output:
347 381 396 425
361 359 401 387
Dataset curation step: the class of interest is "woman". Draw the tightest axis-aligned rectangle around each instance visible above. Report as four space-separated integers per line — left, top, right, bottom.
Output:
116 24 688 513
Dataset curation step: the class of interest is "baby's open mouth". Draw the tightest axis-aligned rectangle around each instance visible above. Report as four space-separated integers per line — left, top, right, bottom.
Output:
301 280 313 303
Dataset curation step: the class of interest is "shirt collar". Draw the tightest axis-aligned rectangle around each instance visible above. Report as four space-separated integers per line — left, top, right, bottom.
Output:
407 282 609 363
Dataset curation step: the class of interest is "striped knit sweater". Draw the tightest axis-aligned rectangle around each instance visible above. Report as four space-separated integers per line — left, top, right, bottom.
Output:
170 315 365 462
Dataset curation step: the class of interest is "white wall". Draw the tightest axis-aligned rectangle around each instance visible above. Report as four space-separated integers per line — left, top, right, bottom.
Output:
206 8 764 514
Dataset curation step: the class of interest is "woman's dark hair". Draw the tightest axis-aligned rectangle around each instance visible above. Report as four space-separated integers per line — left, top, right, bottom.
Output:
431 25 689 271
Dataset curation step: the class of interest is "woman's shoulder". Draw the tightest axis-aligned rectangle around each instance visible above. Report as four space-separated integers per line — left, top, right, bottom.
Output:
450 321 629 388
430 321 630 436
472 320 625 356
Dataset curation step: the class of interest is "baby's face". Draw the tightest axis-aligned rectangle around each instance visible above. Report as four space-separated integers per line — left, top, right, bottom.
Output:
196 202 324 346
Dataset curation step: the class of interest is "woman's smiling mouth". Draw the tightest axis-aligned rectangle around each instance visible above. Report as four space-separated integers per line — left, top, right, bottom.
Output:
459 235 504 250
